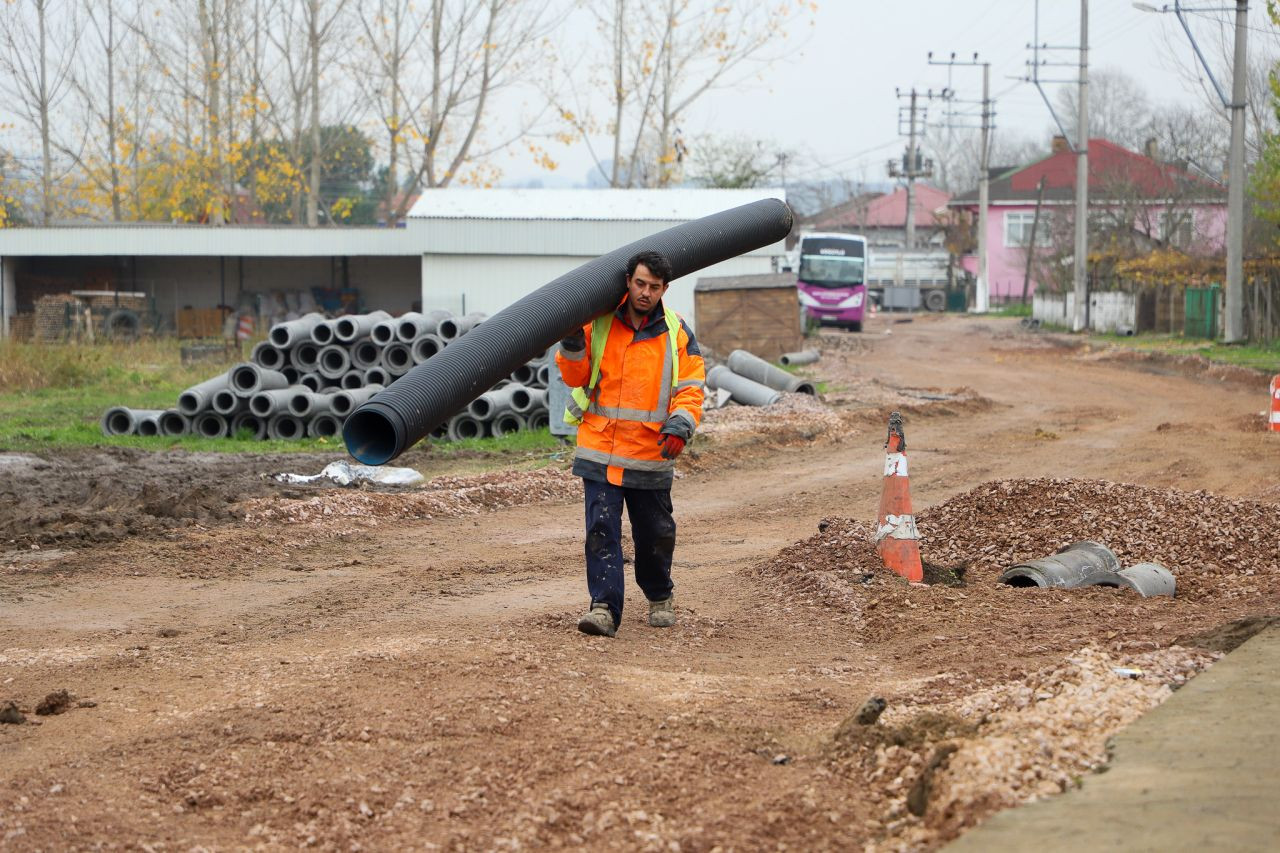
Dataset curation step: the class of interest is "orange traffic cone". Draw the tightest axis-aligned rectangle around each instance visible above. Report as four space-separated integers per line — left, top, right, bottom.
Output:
875 411 923 582
1270 375 1280 433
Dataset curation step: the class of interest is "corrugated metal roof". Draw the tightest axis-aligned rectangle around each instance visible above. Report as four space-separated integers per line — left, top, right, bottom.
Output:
694 272 796 292
408 188 786 220
0 224 429 257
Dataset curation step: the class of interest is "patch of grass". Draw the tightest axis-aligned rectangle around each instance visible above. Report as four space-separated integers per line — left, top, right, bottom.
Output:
1092 332 1280 374
991 302 1033 317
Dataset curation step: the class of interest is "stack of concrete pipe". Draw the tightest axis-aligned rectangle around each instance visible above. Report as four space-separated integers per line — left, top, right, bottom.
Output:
704 348 820 407
100 309 555 442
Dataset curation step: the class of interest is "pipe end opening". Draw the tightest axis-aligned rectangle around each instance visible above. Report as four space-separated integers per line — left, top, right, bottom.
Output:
343 407 403 465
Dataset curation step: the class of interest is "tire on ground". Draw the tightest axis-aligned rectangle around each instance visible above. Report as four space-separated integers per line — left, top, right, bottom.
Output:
104 308 141 340
923 290 946 313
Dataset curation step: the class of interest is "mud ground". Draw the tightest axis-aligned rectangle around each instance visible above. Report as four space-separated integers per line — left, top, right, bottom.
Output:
2 315 1278 850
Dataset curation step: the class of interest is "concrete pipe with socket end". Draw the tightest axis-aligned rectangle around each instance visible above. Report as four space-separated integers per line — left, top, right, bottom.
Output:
510 363 537 386
101 406 163 436
288 389 334 417
231 411 268 440
293 341 321 372
469 385 519 421
317 345 352 380
269 312 325 348
135 410 165 437
1117 563 1176 598
212 388 243 416
727 349 812 395
309 318 337 345
334 310 392 344
411 334 445 364
159 410 190 437
706 365 781 407
364 366 391 387
371 317 399 346
340 370 366 390
251 341 288 371
491 411 526 437
330 384 384 418
281 365 301 385
447 413 487 441
299 372 324 392
382 342 414 376
508 384 539 414
344 198 794 465
178 372 232 415
779 349 820 367
534 363 550 388
268 413 306 440
997 540 1121 589
437 312 487 341
250 386 305 417
308 412 343 438
350 339 383 370
526 409 550 431
231 363 290 397
192 411 230 438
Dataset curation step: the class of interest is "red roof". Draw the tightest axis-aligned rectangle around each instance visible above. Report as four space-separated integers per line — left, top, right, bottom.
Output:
1012 139 1206 196
810 184 950 230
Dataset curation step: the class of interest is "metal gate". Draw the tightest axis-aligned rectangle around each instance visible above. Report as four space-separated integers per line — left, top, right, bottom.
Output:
1184 285 1219 339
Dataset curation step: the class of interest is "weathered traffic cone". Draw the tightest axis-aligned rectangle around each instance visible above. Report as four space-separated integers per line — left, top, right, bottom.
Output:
1270 375 1280 433
875 411 923 582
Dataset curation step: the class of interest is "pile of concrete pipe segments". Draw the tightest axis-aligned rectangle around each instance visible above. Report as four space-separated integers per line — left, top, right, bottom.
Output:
705 348 821 406
997 540 1176 598
100 310 555 442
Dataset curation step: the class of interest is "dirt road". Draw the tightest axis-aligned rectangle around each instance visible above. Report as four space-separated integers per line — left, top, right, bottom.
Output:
2 315 1277 851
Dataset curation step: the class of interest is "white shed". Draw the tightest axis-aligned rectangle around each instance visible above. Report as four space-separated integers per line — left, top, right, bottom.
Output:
410 188 787 329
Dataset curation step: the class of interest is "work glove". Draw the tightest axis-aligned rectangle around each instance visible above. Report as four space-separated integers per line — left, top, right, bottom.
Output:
560 328 586 352
657 433 685 460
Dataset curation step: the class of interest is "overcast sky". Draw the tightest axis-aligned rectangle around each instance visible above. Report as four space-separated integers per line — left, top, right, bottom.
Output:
498 0 1279 188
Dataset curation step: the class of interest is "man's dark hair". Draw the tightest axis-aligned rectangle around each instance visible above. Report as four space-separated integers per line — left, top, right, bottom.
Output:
627 250 673 284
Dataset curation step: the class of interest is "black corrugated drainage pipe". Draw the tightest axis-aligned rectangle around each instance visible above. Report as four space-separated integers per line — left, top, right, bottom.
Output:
344 198 794 464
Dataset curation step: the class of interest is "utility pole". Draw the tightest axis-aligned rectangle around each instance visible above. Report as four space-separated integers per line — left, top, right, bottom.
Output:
1025 0 1089 331
928 52 993 312
1073 0 1089 333
889 88 940 250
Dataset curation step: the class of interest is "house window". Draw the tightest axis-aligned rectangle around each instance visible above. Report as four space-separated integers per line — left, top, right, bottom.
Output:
1004 211 1052 248
1159 210 1195 248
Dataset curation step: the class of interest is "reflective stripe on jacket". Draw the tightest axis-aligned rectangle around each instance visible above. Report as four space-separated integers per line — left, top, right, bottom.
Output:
555 298 705 489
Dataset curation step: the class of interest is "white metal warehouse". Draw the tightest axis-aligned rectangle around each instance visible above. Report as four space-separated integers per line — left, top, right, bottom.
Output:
0 188 786 338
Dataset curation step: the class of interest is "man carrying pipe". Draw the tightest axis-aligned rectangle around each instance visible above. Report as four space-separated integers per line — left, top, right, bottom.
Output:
557 250 706 638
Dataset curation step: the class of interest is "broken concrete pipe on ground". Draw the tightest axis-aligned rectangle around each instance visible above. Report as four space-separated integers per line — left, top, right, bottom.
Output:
342 198 795 465
998 541 1176 598
706 365 782 407
779 349 820 367
726 349 817 396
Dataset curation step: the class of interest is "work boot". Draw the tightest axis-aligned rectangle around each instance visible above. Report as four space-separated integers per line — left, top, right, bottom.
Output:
648 595 676 628
577 604 617 638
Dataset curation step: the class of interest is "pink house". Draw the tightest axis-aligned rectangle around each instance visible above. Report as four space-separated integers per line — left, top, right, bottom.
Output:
807 184 952 249
948 139 1227 302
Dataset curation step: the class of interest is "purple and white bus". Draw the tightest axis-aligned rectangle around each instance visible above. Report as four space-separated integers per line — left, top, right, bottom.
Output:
795 232 869 332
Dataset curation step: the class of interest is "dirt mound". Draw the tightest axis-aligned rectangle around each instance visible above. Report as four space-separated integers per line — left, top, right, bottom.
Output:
1084 345 1272 388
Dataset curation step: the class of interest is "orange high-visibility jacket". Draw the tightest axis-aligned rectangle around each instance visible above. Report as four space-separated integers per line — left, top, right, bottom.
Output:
556 299 705 489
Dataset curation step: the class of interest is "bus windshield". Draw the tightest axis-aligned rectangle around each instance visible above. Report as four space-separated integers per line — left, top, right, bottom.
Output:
798 254 865 287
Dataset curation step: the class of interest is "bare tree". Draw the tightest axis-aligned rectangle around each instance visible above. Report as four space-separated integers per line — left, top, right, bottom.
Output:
302 0 350 226
0 0 81 224
1054 67 1153 151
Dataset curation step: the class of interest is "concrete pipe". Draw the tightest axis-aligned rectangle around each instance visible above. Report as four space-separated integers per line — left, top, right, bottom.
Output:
727 349 808 394
135 410 165 436
534 363 550 388
382 342 414 376
447 412 487 441
101 406 163 436
998 540 1121 589
269 312 326 348
371 317 399 346
212 388 243 416
231 363 290 397
491 411 526 437
406 309 453 342
178 371 232 415
779 349 820 367
364 366 391 387
293 341 321 372
330 384 385 417
308 412 343 438
510 363 537 386
299 372 324 392
706 365 781 407
350 339 383 370
159 410 190 437
192 411 230 438
280 365 301 385
385 311 432 344
317 345 352 380
344 198 794 465
268 413 306 440
231 411 268 440
309 318 337 345
251 341 288 371
340 370 366 390
250 386 306 417
411 334 446 364
468 385 519 420
288 389 335 417
526 409 550 431
438 312 487 341
1116 563 1177 598
334 310 392 344
508 383 538 414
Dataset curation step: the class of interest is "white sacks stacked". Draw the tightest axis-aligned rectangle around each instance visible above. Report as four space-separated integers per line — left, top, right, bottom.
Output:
100 309 555 442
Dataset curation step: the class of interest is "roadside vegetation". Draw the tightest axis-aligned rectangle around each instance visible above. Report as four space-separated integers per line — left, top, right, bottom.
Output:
0 339 562 455
1091 332 1280 375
